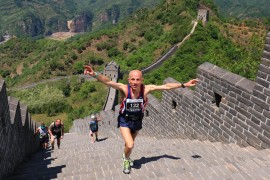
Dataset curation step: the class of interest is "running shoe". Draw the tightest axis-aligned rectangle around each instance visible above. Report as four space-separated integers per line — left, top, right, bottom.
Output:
123 159 131 174
122 153 134 166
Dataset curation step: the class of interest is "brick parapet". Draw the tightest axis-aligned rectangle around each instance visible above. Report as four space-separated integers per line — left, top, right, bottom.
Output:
0 80 40 179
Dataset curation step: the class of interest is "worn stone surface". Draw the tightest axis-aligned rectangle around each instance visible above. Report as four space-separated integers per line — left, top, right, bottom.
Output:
6 124 270 179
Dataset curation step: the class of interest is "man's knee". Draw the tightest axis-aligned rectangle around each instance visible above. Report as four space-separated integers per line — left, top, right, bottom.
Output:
125 142 134 149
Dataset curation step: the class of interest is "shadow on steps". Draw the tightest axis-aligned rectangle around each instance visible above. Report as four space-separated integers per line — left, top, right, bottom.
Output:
133 154 181 169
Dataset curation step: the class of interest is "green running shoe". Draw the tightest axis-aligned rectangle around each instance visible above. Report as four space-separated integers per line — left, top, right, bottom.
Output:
123 159 131 174
122 153 134 166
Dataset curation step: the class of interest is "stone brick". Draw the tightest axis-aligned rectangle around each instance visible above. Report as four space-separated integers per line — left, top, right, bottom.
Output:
224 116 236 128
227 101 235 109
229 86 243 95
266 33 270 38
236 95 252 107
231 127 246 140
225 111 234 121
253 104 263 113
211 113 223 124
221 124 234 137
263 129 270 139
233 117 248 131
236 78 255 93
226 96 238 104
251 96 270 110
254 84 264 94
258 72 268 86
208 66 228 79
258 134 270 145
235 106 251 119
248 126 259 136
246 118 263 133
248 108 266 123
223 72 243 86
261 123 270 133
228 91 237 98
228 108 237 116
262 50 270 59
258 64 270 75
253 89 267 101
244 130 260 143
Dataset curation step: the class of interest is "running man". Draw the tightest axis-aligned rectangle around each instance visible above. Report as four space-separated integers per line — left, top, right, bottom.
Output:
48 119 64 150
84 65 198 174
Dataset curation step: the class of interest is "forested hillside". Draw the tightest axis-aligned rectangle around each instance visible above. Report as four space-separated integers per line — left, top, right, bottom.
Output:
0 0 160 38
1 0 269 130
215 0 270 18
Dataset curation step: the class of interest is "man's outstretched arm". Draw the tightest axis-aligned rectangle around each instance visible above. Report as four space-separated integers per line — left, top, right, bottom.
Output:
84 65 125 91
146 79 198 93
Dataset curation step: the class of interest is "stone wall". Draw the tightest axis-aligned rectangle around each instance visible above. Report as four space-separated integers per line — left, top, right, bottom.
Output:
141 32 270 149
0 80 40 179
141 45 178 74
71 32 270 150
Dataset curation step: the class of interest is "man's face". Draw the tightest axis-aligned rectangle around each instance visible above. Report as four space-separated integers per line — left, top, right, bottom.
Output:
128 70 143 90
55 120 61 126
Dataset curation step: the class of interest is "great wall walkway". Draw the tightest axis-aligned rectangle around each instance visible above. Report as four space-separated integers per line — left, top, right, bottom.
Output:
141 20 198 74
7 121 270 180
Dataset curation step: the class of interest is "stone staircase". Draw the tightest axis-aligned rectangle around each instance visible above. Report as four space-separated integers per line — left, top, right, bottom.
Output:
7 124 270 180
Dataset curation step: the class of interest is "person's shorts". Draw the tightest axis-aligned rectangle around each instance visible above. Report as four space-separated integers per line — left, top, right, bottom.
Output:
89 128 98 136
52 133 62 139
40 136 49 144
118 115 142 134
90 124 98 133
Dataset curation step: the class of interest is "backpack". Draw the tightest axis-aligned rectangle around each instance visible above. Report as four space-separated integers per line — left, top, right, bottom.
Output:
39 126 48 138
90 122 98 132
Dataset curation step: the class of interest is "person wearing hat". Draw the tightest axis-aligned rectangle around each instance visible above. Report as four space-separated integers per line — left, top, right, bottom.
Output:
89 114 101 143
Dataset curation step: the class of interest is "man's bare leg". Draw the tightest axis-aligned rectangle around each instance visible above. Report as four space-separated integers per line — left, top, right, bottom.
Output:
95 131 98 141
51 138 55 150
57 138 61 149
120 127 139 159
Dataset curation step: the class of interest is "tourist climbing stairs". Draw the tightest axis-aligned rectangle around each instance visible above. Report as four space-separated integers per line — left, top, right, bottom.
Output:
7 123 270 180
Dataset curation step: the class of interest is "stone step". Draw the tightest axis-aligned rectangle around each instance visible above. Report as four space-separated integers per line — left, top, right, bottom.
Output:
7 132 270 179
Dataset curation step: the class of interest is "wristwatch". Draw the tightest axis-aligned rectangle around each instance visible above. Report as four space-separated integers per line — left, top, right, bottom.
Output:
181 83 186 88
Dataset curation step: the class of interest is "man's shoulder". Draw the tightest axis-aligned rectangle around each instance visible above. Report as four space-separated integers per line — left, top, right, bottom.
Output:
49 122 54 128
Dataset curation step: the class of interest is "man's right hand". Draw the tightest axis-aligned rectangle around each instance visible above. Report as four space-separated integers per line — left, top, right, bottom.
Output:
84 65 95 76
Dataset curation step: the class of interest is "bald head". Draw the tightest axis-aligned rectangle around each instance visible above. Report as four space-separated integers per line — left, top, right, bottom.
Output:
129 70 143 78
128 70 143 91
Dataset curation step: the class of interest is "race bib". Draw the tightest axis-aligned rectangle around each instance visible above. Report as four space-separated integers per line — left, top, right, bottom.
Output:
126 99 143 112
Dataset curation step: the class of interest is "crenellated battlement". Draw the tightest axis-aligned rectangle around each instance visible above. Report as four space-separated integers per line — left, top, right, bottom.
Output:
0 80 40 179
140 32 270 149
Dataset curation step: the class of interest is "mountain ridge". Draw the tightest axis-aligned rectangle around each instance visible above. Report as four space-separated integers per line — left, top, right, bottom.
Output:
0 0 160 38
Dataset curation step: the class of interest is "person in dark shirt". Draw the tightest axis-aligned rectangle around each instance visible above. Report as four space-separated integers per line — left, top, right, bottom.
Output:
48 119 64 150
